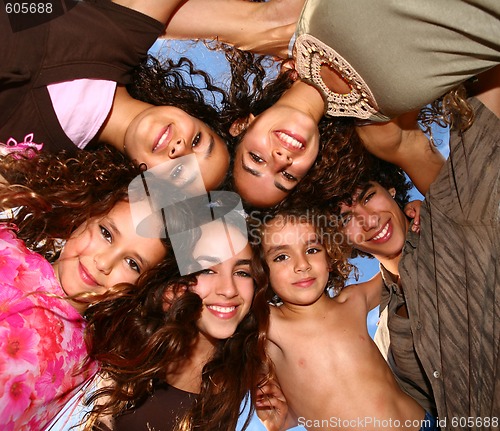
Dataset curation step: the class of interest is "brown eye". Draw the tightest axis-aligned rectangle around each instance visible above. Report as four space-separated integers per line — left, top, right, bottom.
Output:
192 133 202 147
250 153 264 163
281 170 297 182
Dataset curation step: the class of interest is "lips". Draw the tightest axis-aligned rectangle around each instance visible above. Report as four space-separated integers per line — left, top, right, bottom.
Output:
78 262 98 287
292 277 316 288
153 124 172 153
274 130 305 151
206 304 238 319
369 221 392 243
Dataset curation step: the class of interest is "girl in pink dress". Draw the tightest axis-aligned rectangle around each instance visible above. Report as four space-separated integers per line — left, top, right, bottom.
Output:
0 147 169 430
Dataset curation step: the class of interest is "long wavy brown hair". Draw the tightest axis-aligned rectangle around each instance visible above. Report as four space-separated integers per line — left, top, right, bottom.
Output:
0 146 142 260
84 220 272 431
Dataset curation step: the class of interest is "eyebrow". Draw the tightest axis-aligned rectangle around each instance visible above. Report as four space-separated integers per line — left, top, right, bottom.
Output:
241 157 293 193
204 135 215 160
339 184 373 218
195 255 222 265
241 158 262 177
274 181 293 193
265 244 289 256
195 257 252 268
265 234 321 255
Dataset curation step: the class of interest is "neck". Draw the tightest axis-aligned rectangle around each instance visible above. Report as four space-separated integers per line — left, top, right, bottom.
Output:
377 247 403 280
320 64 353 94
97 85 150 153
280 79 325 122
377 215 411 277
280 291 331 319
166 334 216 394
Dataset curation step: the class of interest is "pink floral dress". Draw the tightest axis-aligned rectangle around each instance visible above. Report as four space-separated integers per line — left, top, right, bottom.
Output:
0 223 98 430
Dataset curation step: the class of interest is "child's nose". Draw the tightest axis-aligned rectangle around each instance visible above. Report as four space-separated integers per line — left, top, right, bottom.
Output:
94 253 113 275
294 255 312 273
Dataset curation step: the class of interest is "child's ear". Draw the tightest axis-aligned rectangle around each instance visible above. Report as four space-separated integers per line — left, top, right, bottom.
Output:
229 114 256 137
388 187 396 198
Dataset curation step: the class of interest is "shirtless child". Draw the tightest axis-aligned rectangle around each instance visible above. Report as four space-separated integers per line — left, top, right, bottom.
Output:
252 207 438 431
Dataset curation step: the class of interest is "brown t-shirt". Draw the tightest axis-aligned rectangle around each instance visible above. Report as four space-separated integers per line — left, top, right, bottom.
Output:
374 264 436 415
99 383 196 431
0 0 164 152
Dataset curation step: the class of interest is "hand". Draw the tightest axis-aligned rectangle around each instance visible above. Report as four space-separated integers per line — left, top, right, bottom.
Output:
255 379 289 431
404 200 422 233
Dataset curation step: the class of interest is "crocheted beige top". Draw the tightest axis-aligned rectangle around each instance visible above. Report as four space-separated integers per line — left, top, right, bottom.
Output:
292 0 500 122
294 33 383 121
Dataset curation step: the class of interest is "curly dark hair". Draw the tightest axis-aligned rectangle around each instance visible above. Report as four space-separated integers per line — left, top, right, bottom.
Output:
419 83 475 139
84 218 271 431
248 205 353 300
0 146 143 260
125 54 236 156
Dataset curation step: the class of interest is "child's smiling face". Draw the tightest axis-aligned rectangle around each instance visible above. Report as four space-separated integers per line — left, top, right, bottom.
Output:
262 217 330 307
53 200 166 313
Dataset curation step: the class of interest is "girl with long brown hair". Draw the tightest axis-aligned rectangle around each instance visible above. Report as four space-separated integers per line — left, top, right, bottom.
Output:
81 203 276 431
0 147 169 430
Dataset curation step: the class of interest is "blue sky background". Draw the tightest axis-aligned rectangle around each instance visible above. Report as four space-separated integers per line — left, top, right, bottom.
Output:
148 39 450 431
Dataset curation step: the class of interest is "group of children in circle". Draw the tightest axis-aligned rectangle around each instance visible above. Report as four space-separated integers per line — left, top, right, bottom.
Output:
1 0 499 430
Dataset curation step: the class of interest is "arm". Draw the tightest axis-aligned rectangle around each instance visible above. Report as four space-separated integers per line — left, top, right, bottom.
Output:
256 376 297 431
162 0 305 58
356 111 445 196
112 0 187 24
345 272 383 312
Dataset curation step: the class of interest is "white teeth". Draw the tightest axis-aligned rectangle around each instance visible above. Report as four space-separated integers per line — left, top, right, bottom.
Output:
207 305 236 313
276 132 303 149
154 130 169 152
372 222 389 240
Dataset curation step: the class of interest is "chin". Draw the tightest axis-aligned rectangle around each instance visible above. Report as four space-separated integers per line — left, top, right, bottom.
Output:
212 326 239 341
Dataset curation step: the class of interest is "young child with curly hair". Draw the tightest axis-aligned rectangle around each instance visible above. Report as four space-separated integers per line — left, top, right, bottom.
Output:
250 206 438 431
0 147 169 430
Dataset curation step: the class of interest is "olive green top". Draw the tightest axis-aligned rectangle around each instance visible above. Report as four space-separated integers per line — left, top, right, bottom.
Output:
294 0 500 121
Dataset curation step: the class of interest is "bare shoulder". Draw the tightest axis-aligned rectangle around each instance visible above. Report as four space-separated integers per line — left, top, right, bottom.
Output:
336 272 383 311
334 284 362 303
268 306 286 338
